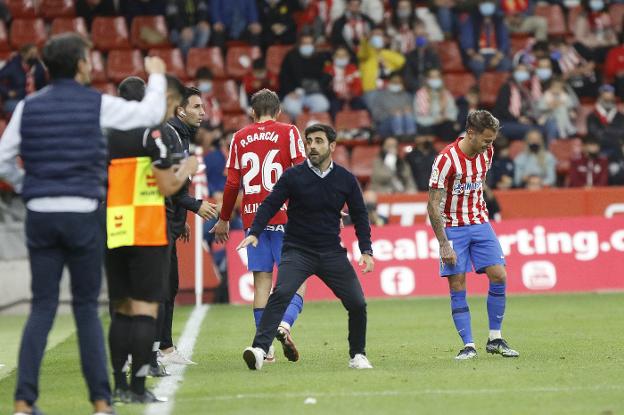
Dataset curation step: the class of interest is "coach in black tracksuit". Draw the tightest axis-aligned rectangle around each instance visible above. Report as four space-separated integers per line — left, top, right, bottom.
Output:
238 124 375 370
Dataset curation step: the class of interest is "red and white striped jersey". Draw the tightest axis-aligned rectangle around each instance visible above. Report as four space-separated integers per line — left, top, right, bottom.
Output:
429 137 493 227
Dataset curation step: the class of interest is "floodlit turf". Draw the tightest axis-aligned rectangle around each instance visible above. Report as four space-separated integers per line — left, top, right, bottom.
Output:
1 293 623 415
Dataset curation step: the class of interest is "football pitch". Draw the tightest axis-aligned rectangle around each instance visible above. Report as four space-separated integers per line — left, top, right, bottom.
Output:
1 292 622 415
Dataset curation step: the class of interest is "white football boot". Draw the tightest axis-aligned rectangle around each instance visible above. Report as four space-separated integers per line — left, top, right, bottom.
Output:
243 347 266 370
348 354 373 369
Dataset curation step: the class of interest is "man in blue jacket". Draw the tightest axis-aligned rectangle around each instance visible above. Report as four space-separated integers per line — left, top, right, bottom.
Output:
0 44 47 114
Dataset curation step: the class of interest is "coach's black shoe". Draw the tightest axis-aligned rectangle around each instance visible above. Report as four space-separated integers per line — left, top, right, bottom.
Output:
486 338 519 357
127 390 167 404
455 345 478 360
147 363 170 378
112 388 130 405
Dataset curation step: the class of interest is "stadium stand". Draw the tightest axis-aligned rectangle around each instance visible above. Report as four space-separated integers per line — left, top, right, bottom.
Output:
91 16 130 51
9 18 46 48
50 16 88 37
187 47 225 79
40 0 75 20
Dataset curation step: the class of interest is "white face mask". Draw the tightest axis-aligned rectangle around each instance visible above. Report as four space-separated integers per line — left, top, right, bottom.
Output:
535 68 552 81
513 70 530 83
479 2 496 16
589 0 604 11
384 153 397 169
299 44 314 57
198 81 212 93
370 35 384 49
427 78 443 89
397 9 411 19
334 57 349 68
387 83 403 93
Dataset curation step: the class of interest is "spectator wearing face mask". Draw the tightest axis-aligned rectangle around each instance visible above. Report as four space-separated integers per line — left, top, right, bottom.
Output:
513 129 556 187
500 0 547 41
529 56 579 105
550 37 600 98
459 0 513 79
493 63 538 140
0 44 47 114
279 31 332 119
370 136 416 193
486 135 515 190
573 0 618 64
386 0 417 54
358 27 406 107
537 76 577 140
604 32 624 99
331 0 384 25
195 67 223 128
405 135 437 191
258 0 298 50
331 0 376 55
587 84 624 157
324 45 366 117
402 19 441 93
370 72 416 137
414 68 458 141
568 135 609 187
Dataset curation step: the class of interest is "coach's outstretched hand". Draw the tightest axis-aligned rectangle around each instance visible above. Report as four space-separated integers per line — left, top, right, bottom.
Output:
209 218 230 244
237 235 259 250
359 254 374 274
439 241 457 266
197 201 218 220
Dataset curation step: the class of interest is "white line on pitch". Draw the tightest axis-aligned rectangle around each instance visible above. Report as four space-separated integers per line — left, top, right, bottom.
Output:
180 384 624 402
144 305 209 415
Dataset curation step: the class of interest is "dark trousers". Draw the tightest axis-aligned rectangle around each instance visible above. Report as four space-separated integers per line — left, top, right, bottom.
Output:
160 240 179 350
15 209 111 405
253 248 367 358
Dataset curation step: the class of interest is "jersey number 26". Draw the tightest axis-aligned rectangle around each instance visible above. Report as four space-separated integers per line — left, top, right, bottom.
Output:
241 149 283 194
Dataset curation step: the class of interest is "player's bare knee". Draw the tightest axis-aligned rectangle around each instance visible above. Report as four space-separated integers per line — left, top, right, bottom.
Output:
486 265 507 284
129 299 159 318
448 275 466 292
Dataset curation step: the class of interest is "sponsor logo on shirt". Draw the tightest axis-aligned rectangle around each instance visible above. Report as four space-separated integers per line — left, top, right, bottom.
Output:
452 181 482 195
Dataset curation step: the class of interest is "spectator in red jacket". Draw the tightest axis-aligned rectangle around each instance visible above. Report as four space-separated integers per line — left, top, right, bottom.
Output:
324 45 367 117
604 32 624 98
568 135 609 187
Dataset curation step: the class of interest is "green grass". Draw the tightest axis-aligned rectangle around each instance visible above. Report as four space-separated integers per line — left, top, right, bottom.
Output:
1 293 623 414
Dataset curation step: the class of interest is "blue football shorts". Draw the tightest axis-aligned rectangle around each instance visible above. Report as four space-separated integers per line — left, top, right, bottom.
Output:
440 222 506 277
246 226 285 273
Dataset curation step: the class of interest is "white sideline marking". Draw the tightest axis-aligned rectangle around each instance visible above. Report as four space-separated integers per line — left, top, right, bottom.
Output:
144 305 209 415
180 384 624 402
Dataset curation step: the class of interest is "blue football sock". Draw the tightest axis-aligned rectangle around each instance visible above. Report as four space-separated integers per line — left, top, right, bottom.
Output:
281 293 304 328
450 290 473 345
487 282 506 331
253 308 264 330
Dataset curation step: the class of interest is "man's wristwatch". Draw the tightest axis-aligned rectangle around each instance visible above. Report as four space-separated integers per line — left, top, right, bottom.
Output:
362 250 373 257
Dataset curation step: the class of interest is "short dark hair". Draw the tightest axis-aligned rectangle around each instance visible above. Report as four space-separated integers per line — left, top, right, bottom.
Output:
304 123 337 143
582 134 600 145
43 33 91 80
250 88 280 118
19 43 36 55
195 66 213 80
180 86 201 108
166 74 185 105
118 76 145 101
465 110 500 133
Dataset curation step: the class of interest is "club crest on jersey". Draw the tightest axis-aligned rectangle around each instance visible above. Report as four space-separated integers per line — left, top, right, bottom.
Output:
453 181 482 195
430 167 439 183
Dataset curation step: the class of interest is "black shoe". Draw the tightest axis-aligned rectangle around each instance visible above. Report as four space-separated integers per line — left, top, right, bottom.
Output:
147 363 169 377
112 388 130 405
127 389 167 404
455 345 478 360
486 338 519 357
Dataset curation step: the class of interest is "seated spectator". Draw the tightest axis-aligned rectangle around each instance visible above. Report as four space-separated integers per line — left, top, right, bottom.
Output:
386 0 417 54
243 58 278 101
513 39 550 68
551 37 600 98
76 0 116 30
0 44 46 114
166 0 210 57
604 32 624 99
414 68 459 141
402 18 441 92
572 0 618 64
501 0 547 41
121 0 166 24
370 72 416 137
358 27 406 106
458 0 513 78
586 84 624 157
568 135 609 187
486 135 515 190
363 190 389 226
324 45 366 117
330 0 384 25
607 141 624 185
493 63 538 140
405 135 437 191
456 86 482 130
258 0 298 50
433 0 456 38
513 129 556 187
537 76 577 140
370 136 416 193
279 31 331 119
210 0 262 49
195 67 223 128
331 0 376 55
293 0 328 42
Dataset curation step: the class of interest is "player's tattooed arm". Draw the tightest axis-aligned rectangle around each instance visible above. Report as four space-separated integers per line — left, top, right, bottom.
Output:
427 188 448 244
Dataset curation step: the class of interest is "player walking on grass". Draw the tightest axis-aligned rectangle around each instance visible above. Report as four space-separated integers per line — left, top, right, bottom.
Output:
210 89 307 363
427 110 519 360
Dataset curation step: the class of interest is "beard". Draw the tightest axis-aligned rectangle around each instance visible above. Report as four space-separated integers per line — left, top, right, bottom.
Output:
308 149 330 167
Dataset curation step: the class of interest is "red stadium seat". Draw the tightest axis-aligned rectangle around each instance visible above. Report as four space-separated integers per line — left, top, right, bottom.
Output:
478 71 509 108
92 17 130 51
333 144 350 169
567 6 583 33
223 113 251 131
131 15 170 50
549 138 582 174
187 47 225 79
443 72 476 98
92 82 117 96
90 50 107 83
296 112 332 131
508 140 526 160
106 49 145 83
335 110 372 130
350 145 380 182
40 0 75 19
266 45 293 75
10 18 46 49
6 0 38 18
575 103 595 137
610 3 624 32
212 79 242 113
0 21 9 51
534 5 567 36
226 45 261 79
148 48 187 80
51 17 88 37
435 40 464 73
